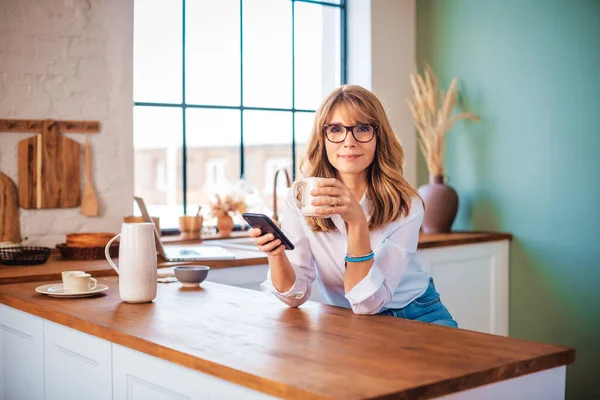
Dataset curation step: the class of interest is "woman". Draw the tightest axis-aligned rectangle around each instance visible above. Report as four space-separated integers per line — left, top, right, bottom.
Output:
250 85 457 327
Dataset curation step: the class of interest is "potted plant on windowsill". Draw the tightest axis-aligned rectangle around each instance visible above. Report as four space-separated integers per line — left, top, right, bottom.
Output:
210 193 247 237
408 64 481 233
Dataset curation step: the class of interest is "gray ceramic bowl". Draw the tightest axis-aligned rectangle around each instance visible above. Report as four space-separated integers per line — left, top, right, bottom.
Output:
173 266 210 288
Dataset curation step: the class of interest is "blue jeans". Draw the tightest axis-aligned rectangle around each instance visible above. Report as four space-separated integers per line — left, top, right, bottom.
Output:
378 278 458 328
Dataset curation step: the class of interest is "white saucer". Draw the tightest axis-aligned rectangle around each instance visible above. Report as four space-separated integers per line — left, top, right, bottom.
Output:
35 283 109 298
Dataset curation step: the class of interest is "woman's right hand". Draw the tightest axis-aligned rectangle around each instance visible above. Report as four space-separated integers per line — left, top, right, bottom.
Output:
249 228 286 257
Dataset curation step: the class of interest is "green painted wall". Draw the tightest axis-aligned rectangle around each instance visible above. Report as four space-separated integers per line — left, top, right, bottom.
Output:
416 1 600 398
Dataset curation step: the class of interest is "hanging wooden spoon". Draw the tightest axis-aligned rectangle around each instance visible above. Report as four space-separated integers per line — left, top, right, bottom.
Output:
81 137 99 216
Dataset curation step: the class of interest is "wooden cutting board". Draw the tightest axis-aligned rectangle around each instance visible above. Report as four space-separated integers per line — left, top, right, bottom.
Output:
18 120 81 209
0 172 21 243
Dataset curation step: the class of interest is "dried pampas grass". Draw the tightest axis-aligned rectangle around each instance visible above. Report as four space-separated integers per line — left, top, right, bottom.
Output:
408 64 481 176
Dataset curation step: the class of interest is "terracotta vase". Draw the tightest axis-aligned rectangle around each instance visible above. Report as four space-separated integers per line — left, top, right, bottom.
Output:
418 174 459 234
216 214 234 237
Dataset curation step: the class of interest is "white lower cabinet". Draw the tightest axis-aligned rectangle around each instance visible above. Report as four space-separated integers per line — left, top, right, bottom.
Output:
206 264 328 303
206 264 269 292
416 240 509 335
0 304 44 400
112 344 275 399
44 320 112 400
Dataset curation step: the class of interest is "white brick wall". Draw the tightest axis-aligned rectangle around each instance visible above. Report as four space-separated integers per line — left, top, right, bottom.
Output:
0 0 134 247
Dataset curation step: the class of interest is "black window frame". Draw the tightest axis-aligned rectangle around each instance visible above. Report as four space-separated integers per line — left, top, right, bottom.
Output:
134 0 347 227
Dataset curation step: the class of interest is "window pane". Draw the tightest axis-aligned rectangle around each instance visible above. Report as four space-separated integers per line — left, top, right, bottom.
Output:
134 0 182 103
295 3 341 110
294 111 315 178
303 0 341 4
243 0 292 108
186 0 240 106
186 108 241 215
244 110 292 219
134 106 183 229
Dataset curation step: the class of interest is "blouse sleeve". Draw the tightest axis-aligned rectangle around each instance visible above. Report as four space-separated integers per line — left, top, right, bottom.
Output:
260 190 317 307
344 201 424 315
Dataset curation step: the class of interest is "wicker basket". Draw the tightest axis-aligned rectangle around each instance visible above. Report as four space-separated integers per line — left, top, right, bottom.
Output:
0 246 52 266
56 243 119 261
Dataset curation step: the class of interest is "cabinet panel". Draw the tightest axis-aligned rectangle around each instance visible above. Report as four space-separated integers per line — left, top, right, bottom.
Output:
206 264 269 290
0 304 44 400
206 264 328 304
430 254 494 333
416 241 509 335
44 320 112 400
113 343 276 399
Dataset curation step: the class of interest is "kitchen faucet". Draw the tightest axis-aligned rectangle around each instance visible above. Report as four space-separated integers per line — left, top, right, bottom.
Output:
272 167 291 223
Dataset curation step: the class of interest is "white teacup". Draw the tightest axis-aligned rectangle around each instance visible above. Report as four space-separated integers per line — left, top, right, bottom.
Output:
291 177 332 218
68 274 98 292
61 270 86 291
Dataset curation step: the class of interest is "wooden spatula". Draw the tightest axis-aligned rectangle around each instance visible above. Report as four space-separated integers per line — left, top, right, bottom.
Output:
81 137 99 216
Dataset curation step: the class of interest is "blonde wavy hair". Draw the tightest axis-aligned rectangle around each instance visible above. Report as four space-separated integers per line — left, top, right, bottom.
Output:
300 85 421 232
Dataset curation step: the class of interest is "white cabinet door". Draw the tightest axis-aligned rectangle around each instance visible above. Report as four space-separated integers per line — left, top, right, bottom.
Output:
416 240 509 335
44 320 112 400
206 264 328 304
206 264 269 291
113 344 277 400
0 304 44 400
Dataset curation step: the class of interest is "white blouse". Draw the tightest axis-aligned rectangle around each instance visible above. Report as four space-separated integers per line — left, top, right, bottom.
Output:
260 190 430 315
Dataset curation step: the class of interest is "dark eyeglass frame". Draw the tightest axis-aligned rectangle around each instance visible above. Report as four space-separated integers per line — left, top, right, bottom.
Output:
322 123 378 143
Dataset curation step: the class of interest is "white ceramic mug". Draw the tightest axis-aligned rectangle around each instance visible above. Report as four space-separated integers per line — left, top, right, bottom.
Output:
105 223 158 303
69 274 98 292
291 177 331 217
61 270 86 292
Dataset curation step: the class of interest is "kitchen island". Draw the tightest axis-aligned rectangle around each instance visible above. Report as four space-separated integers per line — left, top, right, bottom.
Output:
0 276 573 399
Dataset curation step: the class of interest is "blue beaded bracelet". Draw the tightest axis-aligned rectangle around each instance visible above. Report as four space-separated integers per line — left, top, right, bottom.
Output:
344 251 375 263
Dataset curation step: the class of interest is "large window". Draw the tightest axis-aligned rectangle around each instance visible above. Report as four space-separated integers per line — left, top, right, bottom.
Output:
134 0 346 229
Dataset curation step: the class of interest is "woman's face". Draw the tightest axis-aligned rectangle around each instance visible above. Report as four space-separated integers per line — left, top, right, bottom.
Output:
324 107 377 178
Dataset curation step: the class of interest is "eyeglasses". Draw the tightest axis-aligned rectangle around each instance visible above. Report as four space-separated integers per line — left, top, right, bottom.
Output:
322 124 377 143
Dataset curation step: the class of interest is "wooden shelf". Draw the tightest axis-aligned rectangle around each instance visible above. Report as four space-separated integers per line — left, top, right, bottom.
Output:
0 119 100 134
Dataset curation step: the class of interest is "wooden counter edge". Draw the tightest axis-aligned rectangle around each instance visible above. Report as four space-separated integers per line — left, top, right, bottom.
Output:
0 255 269 285
0 268 118 285
164 231 514 249
0 290 574 400
417 231 513 250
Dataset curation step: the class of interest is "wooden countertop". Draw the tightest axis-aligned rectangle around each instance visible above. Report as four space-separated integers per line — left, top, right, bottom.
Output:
0 231 511 285
417 231 512 249
0 277 573 400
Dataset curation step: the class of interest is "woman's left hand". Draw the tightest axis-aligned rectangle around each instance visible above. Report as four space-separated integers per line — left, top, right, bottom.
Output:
310 178 366 226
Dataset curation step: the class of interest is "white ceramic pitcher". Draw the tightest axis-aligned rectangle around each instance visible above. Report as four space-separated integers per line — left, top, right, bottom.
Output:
105 223 157 303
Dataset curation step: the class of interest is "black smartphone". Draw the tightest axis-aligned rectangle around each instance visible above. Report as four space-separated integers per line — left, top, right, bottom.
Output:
241 213 295 250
